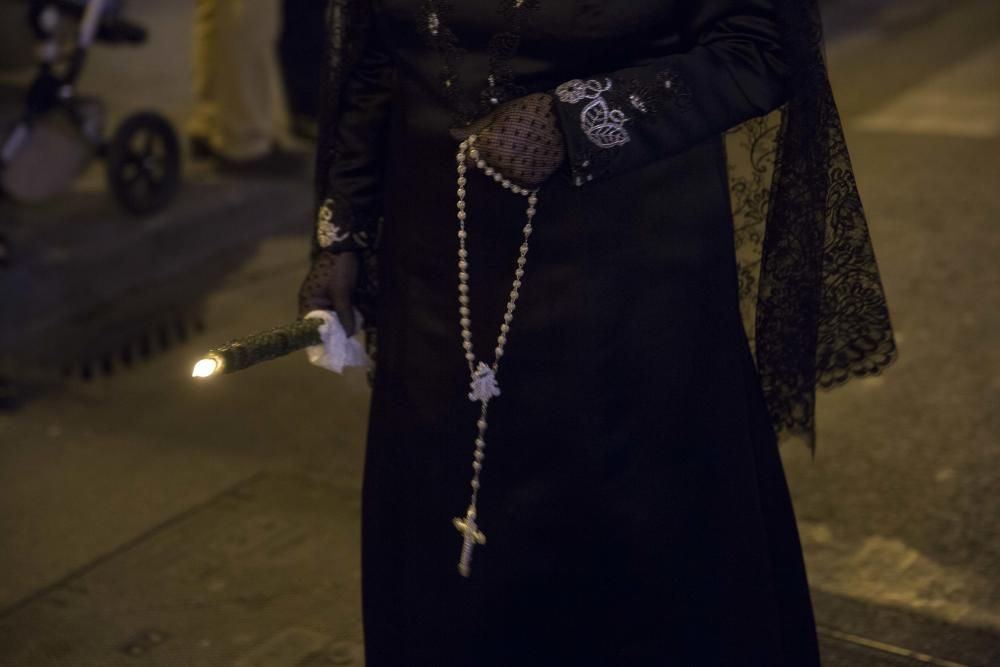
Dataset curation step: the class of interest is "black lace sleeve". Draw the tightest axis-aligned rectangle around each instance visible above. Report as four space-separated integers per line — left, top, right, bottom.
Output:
550 0 788 186
311 0 395 257
303 0 395 377
727 0 899 451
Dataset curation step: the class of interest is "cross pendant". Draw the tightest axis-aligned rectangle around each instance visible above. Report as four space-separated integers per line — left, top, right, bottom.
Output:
452 508 487 577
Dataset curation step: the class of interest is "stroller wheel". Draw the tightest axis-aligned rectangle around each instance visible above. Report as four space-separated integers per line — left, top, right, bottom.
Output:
106 112 181 215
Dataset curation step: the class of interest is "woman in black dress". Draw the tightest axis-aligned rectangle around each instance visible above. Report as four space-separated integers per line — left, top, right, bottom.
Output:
298 1 898 664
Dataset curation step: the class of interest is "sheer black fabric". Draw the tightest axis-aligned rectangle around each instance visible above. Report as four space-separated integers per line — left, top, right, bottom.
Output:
451 92 566 187
305 0 898 452
730 0 899 449
304 0 389 371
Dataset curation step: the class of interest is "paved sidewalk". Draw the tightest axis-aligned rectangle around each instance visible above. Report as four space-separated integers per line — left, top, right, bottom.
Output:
782 1 1000 664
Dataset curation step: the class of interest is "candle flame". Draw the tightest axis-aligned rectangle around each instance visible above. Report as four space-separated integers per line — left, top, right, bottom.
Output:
192 357 221 378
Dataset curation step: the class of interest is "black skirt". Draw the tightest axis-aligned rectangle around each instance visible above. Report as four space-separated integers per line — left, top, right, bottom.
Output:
358 107 820 664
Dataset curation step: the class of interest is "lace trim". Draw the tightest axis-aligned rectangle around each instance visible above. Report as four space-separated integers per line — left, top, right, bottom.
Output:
482 32 527 109
419 1 469 120
420 0 537 125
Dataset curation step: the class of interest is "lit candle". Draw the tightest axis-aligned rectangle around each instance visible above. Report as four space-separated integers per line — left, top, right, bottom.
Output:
192 356 221 378
191 318 324 378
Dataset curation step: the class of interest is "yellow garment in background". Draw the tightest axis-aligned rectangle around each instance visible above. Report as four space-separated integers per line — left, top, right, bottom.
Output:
187 0 288 160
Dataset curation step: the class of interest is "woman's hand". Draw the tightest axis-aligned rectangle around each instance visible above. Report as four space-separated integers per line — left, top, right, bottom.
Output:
297 250 360 336
450 93 566 188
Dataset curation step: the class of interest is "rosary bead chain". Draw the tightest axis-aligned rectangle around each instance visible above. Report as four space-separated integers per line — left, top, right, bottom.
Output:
455 135 538 375
452 134 541 577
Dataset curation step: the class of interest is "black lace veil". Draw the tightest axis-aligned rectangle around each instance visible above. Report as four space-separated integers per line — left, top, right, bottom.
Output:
312 0 899 451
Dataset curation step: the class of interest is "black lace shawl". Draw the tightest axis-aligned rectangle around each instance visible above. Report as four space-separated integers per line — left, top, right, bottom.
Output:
311 0 899 452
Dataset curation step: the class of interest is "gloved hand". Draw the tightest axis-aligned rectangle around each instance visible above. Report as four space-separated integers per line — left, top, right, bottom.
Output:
450 93 566 188
297 250 360 337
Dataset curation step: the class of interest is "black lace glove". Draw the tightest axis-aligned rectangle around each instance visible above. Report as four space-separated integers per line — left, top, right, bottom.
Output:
451 93 566 188
297 250 360 337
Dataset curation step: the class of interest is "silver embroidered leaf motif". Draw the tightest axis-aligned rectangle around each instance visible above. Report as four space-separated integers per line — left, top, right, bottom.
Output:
556 78 612 104
581 97 630 148
555 78 631 148
468 362 501 403
316 199 350 248
317 220 349 248
318 199 334 222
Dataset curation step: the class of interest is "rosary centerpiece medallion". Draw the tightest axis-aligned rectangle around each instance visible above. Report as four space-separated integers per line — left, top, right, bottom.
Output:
469 361 501 402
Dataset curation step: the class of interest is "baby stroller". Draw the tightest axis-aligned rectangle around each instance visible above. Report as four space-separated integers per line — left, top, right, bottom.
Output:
0 0 181 215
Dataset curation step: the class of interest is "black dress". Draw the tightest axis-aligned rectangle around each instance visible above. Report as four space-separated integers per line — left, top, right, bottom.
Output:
318 1 823 664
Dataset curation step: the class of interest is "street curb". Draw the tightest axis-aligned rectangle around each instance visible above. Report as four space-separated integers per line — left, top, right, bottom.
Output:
813 588 1000 666
0 175 312 387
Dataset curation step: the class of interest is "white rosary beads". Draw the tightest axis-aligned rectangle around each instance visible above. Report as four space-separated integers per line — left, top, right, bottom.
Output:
452 134 539 577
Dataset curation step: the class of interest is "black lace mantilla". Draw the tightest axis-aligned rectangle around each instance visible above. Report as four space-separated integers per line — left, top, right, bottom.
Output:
726 0 899 449
312 0 899 451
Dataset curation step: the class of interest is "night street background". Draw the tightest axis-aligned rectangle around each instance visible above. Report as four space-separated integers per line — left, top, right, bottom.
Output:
0 0 998 665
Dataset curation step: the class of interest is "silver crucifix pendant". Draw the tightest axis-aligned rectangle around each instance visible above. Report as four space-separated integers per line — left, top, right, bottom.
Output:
452 507 487 577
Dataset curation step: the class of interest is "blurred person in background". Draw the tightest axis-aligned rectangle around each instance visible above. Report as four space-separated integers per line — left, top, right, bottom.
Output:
186 0 304 175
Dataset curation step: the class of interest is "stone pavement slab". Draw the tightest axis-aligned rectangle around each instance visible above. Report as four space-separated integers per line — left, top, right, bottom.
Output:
2 471 988 667
0 473 364 667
